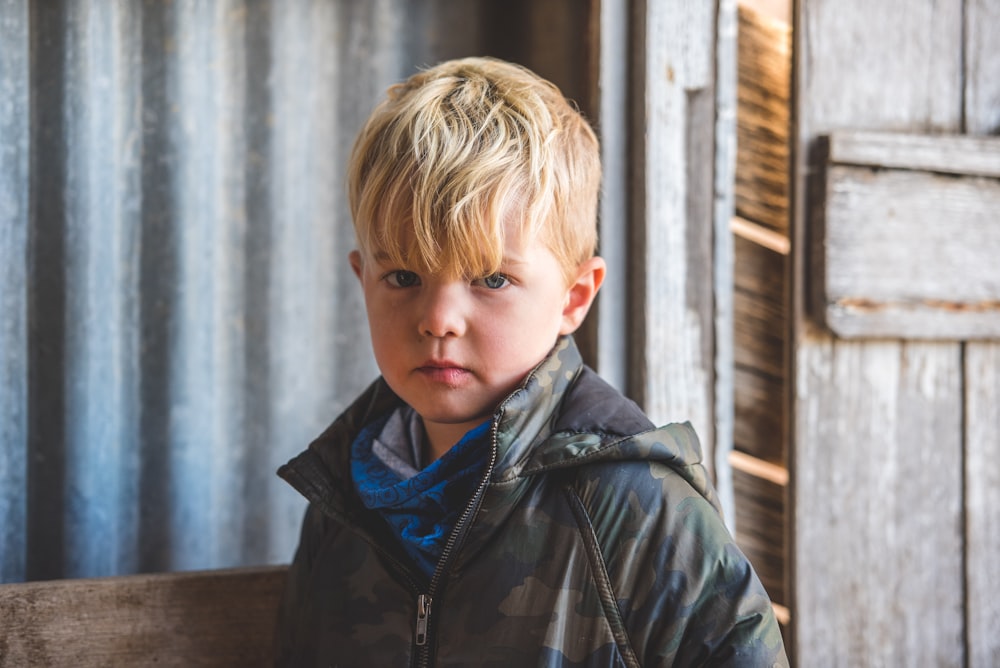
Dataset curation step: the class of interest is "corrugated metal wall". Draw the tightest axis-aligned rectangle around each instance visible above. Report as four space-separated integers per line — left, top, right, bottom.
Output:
1 0 606 583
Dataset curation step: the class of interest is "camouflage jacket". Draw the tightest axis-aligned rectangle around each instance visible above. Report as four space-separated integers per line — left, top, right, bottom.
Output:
275 337 788 667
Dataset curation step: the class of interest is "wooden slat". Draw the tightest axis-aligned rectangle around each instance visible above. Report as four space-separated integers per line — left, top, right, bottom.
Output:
712 0 738 524
965 343 1000 667
733 220 787 463
734 226 786 377
733 366 783 462
828 130 1000 178
731 451 786 606
794 340 965 665
632 1 719 474
965 0 1000 138
817 165 1000 339
0 566 287 667
963 2 1000 664
735 5 791 234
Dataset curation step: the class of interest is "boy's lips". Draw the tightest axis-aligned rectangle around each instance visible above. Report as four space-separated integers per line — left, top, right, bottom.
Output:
416 360 470 384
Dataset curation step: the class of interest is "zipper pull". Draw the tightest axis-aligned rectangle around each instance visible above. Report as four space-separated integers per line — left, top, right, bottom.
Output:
415 594 432 646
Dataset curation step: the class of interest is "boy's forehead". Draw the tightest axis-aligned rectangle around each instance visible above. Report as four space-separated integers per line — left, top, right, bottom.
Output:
363 224 543 272
366 245 530 269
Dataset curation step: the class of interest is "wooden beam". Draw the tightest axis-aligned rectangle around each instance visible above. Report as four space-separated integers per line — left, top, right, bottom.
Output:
828 130 1000 178
816 164 1000 339
0 566 287 667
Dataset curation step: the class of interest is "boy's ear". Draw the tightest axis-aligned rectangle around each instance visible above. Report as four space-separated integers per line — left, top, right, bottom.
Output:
349 250 364 280
559 256 606 335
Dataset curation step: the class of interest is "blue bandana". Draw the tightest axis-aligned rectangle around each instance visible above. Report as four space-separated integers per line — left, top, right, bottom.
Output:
351 410 491 578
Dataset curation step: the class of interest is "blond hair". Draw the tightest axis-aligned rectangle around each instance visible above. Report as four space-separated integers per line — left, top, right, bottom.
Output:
347 57 601 283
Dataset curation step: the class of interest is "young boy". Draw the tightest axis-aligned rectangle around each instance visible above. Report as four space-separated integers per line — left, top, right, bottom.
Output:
275 57 787 666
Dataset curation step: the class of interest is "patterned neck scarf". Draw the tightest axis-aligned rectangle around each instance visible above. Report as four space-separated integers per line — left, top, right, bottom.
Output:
351 407 491 578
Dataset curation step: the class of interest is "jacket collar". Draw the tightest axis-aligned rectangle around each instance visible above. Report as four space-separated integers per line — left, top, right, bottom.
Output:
279 334 717 522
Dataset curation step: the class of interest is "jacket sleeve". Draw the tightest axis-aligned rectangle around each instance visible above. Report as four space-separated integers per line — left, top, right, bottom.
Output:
674 537 788 667
583 463 788 667
648 495 788 667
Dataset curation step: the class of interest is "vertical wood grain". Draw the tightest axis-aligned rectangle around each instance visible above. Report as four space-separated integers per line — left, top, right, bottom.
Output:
632 0 718 473
964 343 1000 667
791 0 967 664
965 0 1000 135
712 0 737 523
963 1 1000 663
794 339 964 665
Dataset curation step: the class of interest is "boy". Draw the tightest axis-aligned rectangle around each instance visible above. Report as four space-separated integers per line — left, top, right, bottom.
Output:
276 57 787 666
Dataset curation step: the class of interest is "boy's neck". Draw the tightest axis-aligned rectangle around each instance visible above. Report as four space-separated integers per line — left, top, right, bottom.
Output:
421 418 486 464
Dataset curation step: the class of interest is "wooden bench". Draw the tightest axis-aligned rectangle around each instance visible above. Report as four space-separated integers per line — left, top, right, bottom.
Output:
0 566 287 667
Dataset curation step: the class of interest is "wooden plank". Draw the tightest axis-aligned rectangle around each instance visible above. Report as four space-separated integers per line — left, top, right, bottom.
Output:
963 3 1000 665
733 366 784 461
631 0 718 475
0 566 287 667
713 0 738 524
731 451 786 606
828 130 1000 178
733 220 787 463
793 340 965 666
791 0 967 665
817 165 1000 339
965 343 1000 667
735 4 791 234
964 0 1000 137
734 225 786 378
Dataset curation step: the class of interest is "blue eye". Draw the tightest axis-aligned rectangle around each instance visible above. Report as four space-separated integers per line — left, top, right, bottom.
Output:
385 270 420 288
478 273 510 290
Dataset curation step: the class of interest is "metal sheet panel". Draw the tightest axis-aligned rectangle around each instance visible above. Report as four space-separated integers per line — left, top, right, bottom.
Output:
0 0 31 584
1 0 485 583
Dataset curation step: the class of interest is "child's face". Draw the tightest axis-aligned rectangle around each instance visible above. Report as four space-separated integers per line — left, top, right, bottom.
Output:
350 223 603 457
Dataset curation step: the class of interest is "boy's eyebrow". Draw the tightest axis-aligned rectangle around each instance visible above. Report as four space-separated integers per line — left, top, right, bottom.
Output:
499 254 528 267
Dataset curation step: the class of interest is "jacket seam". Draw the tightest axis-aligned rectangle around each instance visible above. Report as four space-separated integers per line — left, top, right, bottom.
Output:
562 483 641 668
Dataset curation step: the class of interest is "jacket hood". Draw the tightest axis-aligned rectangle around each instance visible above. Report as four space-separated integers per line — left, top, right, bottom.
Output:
490 336 720 513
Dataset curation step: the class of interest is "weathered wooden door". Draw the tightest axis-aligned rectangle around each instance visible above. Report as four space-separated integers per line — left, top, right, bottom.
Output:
791 0 1000 665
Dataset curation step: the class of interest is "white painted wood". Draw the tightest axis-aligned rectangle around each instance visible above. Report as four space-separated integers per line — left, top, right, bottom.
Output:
819 165 1000 339
965 0 1000 136
791 0 968 665
965 343 1000 668
713 0 738 526
635 0 718 473
827 130 1000 178
793 337 965 666
963 3 1000 665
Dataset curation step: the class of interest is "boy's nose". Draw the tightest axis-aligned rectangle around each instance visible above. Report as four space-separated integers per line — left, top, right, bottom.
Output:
418 284 468 338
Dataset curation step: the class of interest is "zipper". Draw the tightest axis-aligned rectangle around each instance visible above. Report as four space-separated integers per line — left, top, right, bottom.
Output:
413 421 501 666
415 594 432 645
